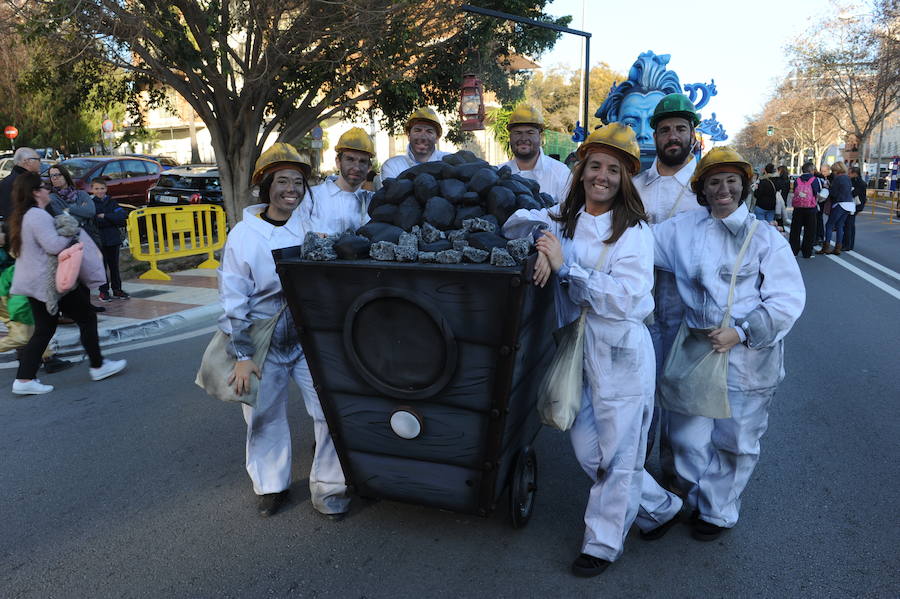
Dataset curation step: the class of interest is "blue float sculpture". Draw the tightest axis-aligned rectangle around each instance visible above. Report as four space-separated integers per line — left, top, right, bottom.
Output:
596 51 728 171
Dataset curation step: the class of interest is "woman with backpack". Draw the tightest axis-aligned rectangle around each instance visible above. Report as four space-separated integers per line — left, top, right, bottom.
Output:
789 162 821 259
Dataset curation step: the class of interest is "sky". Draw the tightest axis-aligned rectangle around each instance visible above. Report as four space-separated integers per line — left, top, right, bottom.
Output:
537 0 872 141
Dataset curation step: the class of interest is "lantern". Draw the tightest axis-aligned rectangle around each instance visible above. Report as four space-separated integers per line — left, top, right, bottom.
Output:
459 74 485 132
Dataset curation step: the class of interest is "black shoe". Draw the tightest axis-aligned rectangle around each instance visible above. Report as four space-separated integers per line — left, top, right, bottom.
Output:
571 553 611 578
322 511 348 522
257 490 288 517
639 512 682 541
42 356 74 374
90 304 106 313
691 518 726 542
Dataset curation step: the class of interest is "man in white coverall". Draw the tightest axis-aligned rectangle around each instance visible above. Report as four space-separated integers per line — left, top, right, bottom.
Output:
632 93 702 483
303 127 374 234
380 107 449 180
499 103 571 203
218 143 349 519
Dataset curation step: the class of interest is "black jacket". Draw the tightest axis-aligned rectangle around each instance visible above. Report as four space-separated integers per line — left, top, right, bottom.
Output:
0 165 29 220
850 176 867 210
93 194 127 247
753 176 779 211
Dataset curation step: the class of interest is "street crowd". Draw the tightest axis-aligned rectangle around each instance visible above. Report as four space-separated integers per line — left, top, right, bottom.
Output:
3 94 807 578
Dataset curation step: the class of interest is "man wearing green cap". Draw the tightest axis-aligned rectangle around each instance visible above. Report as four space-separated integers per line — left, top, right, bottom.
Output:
633 93 702 484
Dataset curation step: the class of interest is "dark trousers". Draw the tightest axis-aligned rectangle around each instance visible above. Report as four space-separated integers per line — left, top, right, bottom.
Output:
816 207 825 242
18 285 103 379
99 244 122 293
843 212 858 250
789 207 817 258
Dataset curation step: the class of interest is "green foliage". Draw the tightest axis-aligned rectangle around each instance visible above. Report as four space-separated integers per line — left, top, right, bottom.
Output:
525 63 623 133
486 106 513 149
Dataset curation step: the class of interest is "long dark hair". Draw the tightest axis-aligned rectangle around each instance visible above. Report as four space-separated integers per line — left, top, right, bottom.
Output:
551 150 647 243
48 164 75 189
8 172 44 257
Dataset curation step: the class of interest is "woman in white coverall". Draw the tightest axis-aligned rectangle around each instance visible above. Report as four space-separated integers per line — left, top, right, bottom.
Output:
653 147 805 541
219 143 349 519
503 123 682 578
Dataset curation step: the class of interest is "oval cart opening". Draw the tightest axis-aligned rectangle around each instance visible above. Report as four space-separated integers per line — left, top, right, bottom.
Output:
343 288 458 400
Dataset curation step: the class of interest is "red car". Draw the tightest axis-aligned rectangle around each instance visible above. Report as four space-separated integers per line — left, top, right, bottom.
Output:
55 156 162 209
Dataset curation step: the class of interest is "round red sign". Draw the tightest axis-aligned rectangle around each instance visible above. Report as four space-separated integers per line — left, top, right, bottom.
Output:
4 126 18 139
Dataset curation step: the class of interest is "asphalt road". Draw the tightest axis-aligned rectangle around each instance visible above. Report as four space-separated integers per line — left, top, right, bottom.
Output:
2 210 898 598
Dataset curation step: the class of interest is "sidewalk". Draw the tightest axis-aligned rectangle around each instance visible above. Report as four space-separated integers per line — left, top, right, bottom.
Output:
1 268 222 366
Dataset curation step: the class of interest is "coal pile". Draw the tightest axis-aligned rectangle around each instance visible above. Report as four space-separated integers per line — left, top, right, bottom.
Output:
300 150 555 267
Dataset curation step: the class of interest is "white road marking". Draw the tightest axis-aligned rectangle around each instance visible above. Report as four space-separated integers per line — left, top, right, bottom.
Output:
844 251 900 282
826 255 900 301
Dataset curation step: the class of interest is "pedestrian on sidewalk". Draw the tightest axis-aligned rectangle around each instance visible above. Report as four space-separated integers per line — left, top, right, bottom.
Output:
503 124 682 578
218 143 349 519
6 173 126 396
788 162 821 259
90 178 130 301
818 162 853 255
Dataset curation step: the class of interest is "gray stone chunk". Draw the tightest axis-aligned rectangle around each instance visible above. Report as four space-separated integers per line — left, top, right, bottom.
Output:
506 237 531 262
435 249 463 264
418 251 437 263
462 246 489 263
398 231 418 249
452 239 469 251
302 231 337 261
419 221 445 244
447 229 467 242
394 243 418 262
369 241 397 261
490 247 516 267
462 217 497 233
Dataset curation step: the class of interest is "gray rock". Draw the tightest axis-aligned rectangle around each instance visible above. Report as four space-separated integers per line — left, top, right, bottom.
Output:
453 205 485 229
462 246 489 263
369 241 397 261
452 239 469 251
462 217 497 233
418 251 437 263
506 237 531 262
435 249 463 264
419 221 445 244
302 232 338 261
394 243 418 262
398 231 418 249
490 247 516 267
447 229 468 242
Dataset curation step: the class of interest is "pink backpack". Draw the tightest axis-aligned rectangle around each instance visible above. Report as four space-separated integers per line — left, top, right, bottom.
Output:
792 176 817 208
56 242 84 293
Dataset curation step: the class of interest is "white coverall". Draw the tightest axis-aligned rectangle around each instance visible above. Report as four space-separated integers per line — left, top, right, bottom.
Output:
218 204 349 515
653 203 805 528
380 146 449 180
302 175 372 235
633 158 701 477
503 206 682 562
499 149 572 204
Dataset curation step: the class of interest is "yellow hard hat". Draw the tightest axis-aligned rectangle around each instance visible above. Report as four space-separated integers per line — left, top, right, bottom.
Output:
576 123 641 175
335 127 375 156
405 107 443 138
252 142 311 184
690 146 753 193
507 104 545 130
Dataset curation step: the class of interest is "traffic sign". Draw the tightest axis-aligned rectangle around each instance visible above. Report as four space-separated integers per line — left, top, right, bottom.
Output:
102 119 114 133
4 126 18 139
311 126 323 141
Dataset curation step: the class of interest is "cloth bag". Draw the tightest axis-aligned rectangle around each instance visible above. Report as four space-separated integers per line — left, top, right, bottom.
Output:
194 305 286 408
658 220 759 419
537 244 610 431
56 242 83 293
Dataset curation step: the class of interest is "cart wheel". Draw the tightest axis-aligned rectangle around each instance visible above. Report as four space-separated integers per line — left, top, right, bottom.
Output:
509 445 537 529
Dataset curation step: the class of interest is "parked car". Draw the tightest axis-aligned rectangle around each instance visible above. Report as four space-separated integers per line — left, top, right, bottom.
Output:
147 165 222 207
0 157 55 178
55 156 162 208
127 154 180 170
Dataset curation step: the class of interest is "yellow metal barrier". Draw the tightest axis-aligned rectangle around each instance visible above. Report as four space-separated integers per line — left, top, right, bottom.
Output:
127 204 227 280
866 190 899 224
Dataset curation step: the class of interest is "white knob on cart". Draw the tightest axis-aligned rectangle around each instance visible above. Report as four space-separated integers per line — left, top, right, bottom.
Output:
390 409 423 440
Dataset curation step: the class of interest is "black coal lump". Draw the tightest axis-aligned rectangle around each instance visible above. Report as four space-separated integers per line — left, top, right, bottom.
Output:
414 173 439 203
452 162 490 182
400 161 451 180
539 192 556 207
497 165 512 179
453 205 485 229
455 150 482 163
439 178 467 204
423 196 456 230
385 178 414 204
461 191 481 206
356 222 404 244
516 193 542 211
394 198 422 230
487 186 516 222
499 178 531 196
369 241 397 261
514 175 541 194
367 187 387 216
462 246 489 263
334 234 372 260
371 203 398 224
468 167 500 195
441 153 465 166
420 239 452 252
467 231 508 251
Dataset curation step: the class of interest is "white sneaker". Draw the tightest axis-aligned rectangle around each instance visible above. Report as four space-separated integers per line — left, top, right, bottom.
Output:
12 379 54 395
90 358 127 381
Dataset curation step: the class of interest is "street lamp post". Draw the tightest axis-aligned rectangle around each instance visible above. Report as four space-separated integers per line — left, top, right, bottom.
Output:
459 4 592 133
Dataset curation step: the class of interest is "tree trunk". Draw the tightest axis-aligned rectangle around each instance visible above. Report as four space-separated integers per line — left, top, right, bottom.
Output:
189 110 200 165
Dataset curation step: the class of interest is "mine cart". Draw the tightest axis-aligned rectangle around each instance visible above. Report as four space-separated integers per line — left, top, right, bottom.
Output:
274 251 555 527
